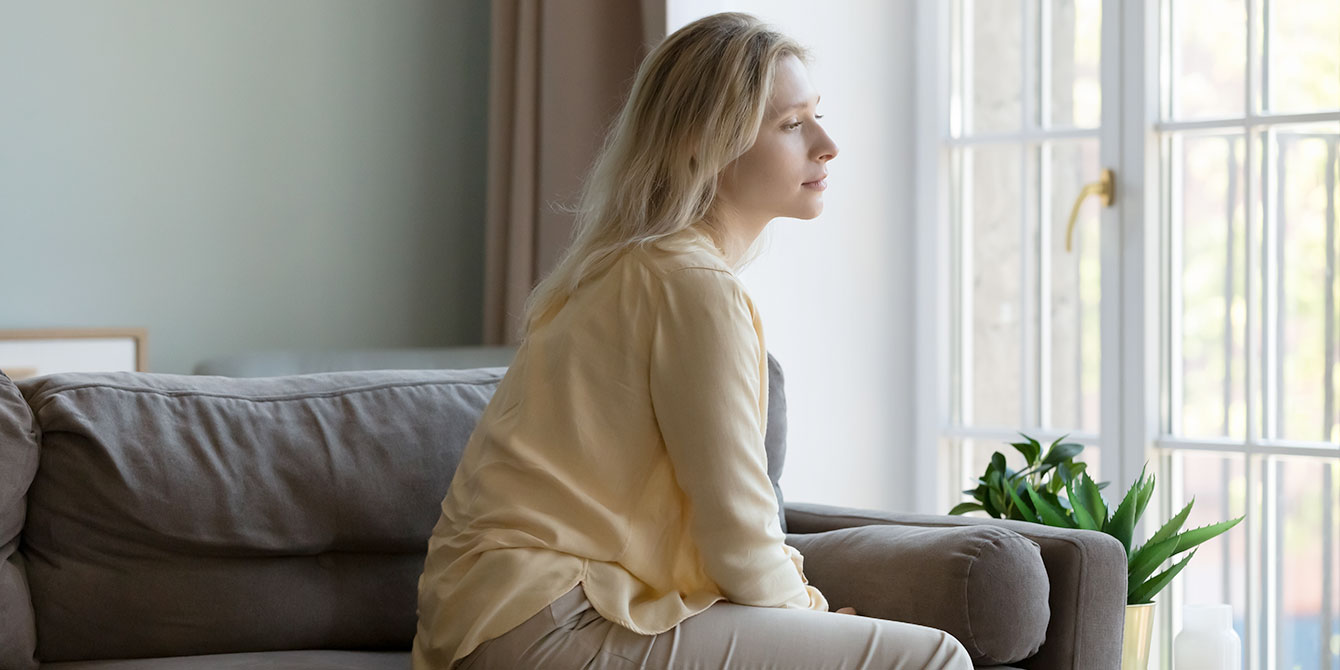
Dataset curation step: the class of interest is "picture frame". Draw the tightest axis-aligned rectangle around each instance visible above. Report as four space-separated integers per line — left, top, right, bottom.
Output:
0 328 148 381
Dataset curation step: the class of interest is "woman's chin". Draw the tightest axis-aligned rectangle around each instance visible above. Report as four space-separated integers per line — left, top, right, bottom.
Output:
794 202 825 220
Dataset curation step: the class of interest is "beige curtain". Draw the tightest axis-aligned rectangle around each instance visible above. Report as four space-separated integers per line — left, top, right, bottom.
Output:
483 0 666 344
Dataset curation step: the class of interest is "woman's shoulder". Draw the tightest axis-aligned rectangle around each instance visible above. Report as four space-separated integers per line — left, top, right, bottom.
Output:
624 236 754 314
630 228 734 279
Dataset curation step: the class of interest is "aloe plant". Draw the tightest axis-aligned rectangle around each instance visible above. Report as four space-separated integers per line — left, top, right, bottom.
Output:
951 434 1245 605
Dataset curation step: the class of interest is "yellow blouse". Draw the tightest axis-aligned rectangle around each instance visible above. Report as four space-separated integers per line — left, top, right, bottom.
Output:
411 229 828 669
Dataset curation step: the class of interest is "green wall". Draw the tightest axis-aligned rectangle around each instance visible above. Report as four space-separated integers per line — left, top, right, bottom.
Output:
0 0 491 373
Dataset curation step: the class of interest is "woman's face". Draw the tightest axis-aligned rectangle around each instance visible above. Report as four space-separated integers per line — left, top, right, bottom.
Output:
717 54 839 224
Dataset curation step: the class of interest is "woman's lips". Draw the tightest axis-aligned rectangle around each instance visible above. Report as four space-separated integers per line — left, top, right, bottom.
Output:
802 178 828 191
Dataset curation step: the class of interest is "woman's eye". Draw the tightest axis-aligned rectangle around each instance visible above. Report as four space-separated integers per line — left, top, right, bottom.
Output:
784 121 803 130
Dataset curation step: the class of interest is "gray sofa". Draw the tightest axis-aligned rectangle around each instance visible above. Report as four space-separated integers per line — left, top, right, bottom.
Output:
0 349 1126 669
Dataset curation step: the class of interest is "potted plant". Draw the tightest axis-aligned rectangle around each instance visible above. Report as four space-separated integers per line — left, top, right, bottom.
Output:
950 434 1244 670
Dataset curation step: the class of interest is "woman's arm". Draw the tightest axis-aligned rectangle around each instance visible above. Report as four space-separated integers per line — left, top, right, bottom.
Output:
649 266 826 611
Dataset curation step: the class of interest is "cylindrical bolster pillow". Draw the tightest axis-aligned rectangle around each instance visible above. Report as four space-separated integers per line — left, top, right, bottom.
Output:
787 523 1049 666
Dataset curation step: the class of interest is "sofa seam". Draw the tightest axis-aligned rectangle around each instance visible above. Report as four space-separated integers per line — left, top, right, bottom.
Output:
959 533 993 661
25 377 501 416
962 531 1036 666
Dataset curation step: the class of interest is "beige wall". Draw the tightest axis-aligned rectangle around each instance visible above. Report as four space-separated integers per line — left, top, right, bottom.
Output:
0 0 491 373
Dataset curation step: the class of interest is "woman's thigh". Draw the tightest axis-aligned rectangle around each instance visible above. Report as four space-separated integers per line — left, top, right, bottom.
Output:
460 585 972 670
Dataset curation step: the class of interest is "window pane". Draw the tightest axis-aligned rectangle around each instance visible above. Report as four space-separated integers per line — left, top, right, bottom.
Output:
1176 132 1247 439
967 0 1023 133
1171 451 1248 644
1170 0 1246 120
967 145 1024 427
1047 0 1101 128
1266 0 1340 113
1272 125 1340 442
1047 140 1102 433
1269 455 1338 668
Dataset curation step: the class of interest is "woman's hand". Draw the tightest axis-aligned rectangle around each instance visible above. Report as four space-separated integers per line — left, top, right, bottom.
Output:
835 607 857 615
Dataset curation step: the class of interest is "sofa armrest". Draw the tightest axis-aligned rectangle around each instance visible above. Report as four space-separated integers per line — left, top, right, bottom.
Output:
785 501 1126 670
786 523 1049 666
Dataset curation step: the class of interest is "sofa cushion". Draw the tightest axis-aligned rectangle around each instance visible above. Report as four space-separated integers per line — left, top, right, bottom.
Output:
41 650 409 669
189 348 793 534
0 371 39 670
786 523 1050 666
18 369 504 662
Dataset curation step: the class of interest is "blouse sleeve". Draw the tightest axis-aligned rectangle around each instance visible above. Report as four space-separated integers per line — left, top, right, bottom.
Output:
649 267 827 611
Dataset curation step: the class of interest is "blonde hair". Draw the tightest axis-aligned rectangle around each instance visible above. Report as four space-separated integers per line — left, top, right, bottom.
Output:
517 12 808 338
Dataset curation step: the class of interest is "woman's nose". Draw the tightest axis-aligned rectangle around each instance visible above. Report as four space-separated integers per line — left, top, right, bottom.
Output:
815 130 838 162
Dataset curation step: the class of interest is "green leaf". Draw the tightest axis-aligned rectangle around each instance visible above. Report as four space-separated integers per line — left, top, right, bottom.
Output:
1131 469 1156 521
1006 485 1039 524
1041 438 1084 467
1103 466 1153 552
1035 487 1070 512
1067 485 1099 530
949 502 986 516
1027 485 1076 528
1147 499 1194 548
1128 536 1181 595
1129 549 1198 605
986 469 1003 488
1165 517 1245 557
990 452 1007 476
988 487 1007 517
980 491 1003 518
1066 473 1106 531
1056 463 1078 486
1047 473 1067 494
1010 438 1041 467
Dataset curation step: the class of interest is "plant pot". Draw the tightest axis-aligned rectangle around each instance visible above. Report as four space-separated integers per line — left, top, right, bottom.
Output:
1122 602 1156 670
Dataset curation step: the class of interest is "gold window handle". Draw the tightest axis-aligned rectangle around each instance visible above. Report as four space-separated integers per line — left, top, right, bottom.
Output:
1065 168 1116 252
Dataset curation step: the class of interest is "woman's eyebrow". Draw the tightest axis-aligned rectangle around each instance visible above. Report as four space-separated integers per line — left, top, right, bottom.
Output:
774 94 821 117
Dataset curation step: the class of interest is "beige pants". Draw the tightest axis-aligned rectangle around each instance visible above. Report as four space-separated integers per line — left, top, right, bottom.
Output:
454 584 973 670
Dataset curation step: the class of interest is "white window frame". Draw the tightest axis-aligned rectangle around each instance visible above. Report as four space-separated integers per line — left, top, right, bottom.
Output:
917 2 1340 668
911 0 1158 515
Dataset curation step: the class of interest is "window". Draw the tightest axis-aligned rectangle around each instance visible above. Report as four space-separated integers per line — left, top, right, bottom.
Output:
922 0 1340 666
1158 1 1339 667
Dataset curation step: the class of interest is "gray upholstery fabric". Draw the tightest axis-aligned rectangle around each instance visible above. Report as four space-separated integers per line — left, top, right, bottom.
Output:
0 356 1108 668
785 502 1128 670
0 372 39 670
786 524 1049 666
190 347 793 535
763 353 788 534
41 650 409 669
17 369 505 662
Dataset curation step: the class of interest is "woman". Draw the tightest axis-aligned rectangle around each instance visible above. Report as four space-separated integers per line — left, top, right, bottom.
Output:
414 12 972 670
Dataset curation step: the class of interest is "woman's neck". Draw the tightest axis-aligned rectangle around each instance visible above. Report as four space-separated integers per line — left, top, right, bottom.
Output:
706 206 770 267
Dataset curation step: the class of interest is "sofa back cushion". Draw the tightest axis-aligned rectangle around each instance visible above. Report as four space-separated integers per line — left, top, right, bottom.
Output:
186 348 794 534
0 372 39 670
17 369 503 662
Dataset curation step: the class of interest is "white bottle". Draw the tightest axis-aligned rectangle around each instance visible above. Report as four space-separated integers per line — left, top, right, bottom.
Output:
1175 604 1242 670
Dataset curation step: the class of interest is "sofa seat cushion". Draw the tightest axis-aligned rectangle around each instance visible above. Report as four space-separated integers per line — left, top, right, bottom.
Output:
786 524 1050 666
41 650 409 669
